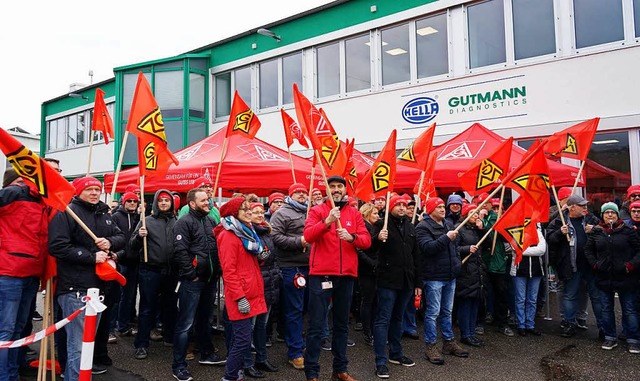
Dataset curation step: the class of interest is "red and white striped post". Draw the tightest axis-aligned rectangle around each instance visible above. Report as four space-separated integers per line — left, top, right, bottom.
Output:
79 288 102 381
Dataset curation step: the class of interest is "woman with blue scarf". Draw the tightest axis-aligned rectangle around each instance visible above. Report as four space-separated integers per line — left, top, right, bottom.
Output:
215 197 268 381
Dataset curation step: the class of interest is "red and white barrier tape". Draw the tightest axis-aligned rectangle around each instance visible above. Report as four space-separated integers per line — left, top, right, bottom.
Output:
0 307 83 350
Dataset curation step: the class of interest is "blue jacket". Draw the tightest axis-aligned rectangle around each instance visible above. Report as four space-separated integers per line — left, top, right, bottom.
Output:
416 215 461 281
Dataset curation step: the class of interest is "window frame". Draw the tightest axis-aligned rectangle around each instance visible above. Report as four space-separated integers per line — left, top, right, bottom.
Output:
570 0 627 54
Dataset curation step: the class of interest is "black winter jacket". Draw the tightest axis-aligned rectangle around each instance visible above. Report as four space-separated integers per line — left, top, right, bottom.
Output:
546 210 599 281
270 202 308 268
416 216 461 281
173 207 220 281
131 190 176 272
585 220 640 292
357 221 378 278
373 214 421 290
455 223 487 299
49 197 126 295
255 223 281 306
111 206 140 266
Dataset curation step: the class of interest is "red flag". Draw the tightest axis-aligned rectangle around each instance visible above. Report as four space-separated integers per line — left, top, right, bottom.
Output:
343 139 358 196
0 127 75 212
281 108 309 148
397 123 436 170
126 72 179 177
226 91 261 139
544 117 599 161
493 197 540 265
318 109 348 176
414 151 438 203
355 130 397 201
92 88 114 144
458 137 513 196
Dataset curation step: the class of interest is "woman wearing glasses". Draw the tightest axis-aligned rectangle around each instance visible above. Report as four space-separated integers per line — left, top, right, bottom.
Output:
619 185 640 220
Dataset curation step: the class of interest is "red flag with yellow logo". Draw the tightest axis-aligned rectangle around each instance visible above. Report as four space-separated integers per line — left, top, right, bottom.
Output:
226 91 261 139
544 118 599 161
414 151 438 203
397 123 435 170
318 109 348 176
493 197 540 265
281 108 309 148
343 139 358 196
126 72 179 177
355 130 397 201
0 127 75 212
458 137 513 196
92 88 114 144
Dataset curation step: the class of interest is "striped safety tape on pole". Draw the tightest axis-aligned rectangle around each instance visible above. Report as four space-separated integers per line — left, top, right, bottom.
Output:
79 288 106 381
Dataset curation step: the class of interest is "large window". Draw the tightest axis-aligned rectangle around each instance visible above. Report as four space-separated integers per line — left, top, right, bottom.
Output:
416 13 449 78
235 67 252 105
574 0 624 49
155 71 184 118
381 24 410 85
513 0 556 60
345 34 371 92
468 0 506 69
189 73 205 119
215 73 231 118
283 53 302 104
317 42 340 97
259 59 279 109
46 107 107 152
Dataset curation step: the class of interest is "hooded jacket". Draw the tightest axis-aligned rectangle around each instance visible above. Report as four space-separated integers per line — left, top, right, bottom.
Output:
130 189 176 271
111 205 140 266
49 197 126 295
304 198 371 277
173 205 220 282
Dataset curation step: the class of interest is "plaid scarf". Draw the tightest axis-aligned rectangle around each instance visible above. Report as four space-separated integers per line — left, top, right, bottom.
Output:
221 216 264 255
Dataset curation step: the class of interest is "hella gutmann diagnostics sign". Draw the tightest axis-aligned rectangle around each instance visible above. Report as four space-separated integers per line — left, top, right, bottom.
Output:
401 75 529 127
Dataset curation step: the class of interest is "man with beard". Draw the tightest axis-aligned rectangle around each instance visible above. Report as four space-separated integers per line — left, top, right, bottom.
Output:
303 176 371 381
310 188 324 206
171 188 225 381
131 190 179 359
270 183 310 370
178 177 220 224
371 196 421 378
48 176 126 379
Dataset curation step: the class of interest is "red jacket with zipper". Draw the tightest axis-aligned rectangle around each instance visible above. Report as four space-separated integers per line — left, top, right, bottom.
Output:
304 199 371 277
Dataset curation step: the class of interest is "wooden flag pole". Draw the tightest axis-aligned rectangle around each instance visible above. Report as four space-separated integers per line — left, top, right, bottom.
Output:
382 191 391 242
307 164 316 218
287 146 297 183
36 283 48 381
551 184 571 242
65 205 122 257
109 131 130 203
140 175 148 262
454 185 504 233
571 160 586 194
212 138 229 196
314 150 342 229
86 130 95 176
490 187 506 256
412 170 426 225
47 278 56 381
462 226 494 264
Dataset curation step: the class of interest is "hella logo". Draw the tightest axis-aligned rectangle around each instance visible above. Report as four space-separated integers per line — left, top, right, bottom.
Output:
402 97 439 124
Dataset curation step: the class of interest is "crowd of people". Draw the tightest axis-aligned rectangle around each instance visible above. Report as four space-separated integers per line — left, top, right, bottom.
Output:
2 159 640 381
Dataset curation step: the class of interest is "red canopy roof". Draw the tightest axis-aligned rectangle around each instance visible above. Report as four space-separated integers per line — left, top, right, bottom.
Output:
430 123 584 188
104 128 319 196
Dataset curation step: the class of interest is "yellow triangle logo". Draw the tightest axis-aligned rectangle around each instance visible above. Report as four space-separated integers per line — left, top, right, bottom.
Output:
476 159 503 190
505 218 531 250
137 108 167 142
372 161 391 193
320 135 340 168
562 134 577 155
398 142 416 163
7 145 46 197
143 142 158 170
232 110 255 134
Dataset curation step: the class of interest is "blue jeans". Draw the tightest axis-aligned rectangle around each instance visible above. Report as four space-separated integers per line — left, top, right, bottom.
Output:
172 279 216 372
600 289 639 344
402 299 417 335
563 269 602 327
423 279 456 344
117 263 138 332
457 297 480 339
135 267 178 348
58 291 102 381
0 276 38 381
373 287 412 366
253 307 271 364
304 276 354 380
225 318 253 381
513 276 541 329
281 267 308 360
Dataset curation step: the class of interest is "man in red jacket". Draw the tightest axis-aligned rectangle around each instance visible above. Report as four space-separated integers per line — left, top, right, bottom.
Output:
303 176 371 381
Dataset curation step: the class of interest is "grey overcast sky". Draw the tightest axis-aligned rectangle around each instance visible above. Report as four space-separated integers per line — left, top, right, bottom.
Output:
0 0 333 135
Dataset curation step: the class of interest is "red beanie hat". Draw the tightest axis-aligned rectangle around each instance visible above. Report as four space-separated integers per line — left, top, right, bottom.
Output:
627 185 640 198
157 191 172 201
389 195 408 211
72 176 102 196
462 203 478 217
348 196 358 208
121 192 139 204
476 192 490 204
557 187 572 201
490 198 500 207
630 201 640 210
250 202 265 211
173 194 181 210
96 259 126 286
425 197 445 215
268 192 285 205
288 183 308 197
194 176 213 188
220 197 245 218
312 188 322 196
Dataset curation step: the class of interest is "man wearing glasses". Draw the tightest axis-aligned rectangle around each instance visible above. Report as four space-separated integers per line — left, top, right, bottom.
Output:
620 185 640 221
624 201 640 232
547 194 602 339
178 177 220 224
